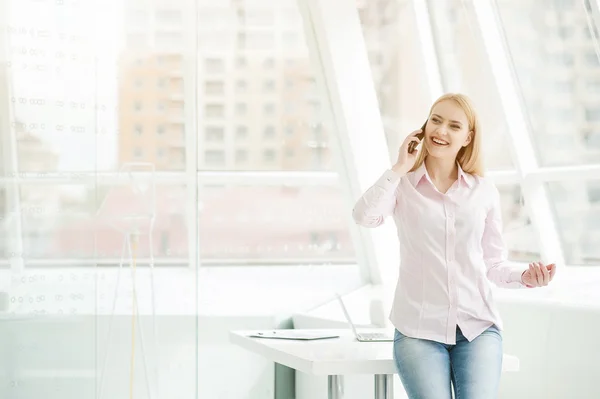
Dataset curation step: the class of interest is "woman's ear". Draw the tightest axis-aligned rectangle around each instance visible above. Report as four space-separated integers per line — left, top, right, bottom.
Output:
463 130 473 147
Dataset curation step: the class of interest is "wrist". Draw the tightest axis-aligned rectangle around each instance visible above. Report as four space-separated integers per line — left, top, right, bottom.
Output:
521 270 534 288
391 163 409 176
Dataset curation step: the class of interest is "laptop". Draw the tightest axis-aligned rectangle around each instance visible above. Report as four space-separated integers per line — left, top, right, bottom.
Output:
335 294 394 342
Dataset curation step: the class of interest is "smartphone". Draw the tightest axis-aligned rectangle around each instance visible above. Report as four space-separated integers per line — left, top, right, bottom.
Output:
408 121 427 154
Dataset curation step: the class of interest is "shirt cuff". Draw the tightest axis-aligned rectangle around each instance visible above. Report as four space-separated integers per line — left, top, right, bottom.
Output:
376 169 403 190
509 268 528 287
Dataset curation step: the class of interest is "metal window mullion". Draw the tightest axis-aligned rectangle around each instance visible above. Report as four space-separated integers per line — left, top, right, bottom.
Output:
472 0 565 266
0 3 24 276
185 18 199 272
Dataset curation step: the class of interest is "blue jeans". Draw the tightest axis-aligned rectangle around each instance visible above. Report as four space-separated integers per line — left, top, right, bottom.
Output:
393 325 502 399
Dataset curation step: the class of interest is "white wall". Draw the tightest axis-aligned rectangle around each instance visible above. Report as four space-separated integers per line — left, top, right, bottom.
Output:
497 300 600 399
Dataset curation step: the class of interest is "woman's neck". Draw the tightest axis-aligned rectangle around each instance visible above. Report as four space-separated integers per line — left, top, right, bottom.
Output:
424 156 458 182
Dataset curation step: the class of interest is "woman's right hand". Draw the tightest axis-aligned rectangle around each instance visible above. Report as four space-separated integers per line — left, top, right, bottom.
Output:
392 129 423 175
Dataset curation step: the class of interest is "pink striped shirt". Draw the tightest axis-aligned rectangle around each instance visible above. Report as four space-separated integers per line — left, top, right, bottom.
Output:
352 162 527 344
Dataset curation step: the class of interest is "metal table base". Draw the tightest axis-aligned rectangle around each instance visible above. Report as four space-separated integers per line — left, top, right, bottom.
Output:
327 374 394 399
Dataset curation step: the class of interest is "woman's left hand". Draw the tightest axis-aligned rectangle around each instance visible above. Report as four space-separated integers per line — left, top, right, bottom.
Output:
521 262 556 288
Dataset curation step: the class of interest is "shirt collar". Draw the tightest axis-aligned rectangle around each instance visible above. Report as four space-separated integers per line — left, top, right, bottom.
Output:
411 161 474 189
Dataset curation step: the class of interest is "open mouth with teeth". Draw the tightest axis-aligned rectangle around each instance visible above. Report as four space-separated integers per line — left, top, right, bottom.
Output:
431 137 449 146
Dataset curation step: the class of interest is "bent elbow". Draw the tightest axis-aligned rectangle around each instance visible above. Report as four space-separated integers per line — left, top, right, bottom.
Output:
352 207 384 228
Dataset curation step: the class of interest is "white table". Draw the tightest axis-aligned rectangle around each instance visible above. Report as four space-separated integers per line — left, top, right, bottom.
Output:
231 329 520 399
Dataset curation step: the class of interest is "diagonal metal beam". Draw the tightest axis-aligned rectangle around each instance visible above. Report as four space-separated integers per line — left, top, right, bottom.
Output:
471 0 565 268
297 0 398 285
412 0 444 100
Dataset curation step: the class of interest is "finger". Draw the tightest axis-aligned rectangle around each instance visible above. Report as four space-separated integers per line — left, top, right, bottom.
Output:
540 262 550 285
535 262 545 287
547 263 557 279
410 129 423 137
536 262 545 286
531 262 540 287
528 264 536 286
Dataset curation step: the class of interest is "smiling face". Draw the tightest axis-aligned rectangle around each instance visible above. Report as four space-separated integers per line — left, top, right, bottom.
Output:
424 99 473 161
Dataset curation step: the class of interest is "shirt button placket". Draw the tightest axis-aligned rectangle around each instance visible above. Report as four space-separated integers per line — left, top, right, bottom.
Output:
446 200 458 341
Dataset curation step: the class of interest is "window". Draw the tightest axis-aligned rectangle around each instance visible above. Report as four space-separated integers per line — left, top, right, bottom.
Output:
235 56 246 67
554 80 573 94
548 52 574 66
263 126 275 139
586 80 600 94
495 1 600 166
205 150 225 166
235 80 247 91
134 101 142 111
156 32 184 47
585 108 600 122
263 80 275 91
584 52 600 67
206 126 225 142
134 147 143 158
156 9 182 24
235 149 248 163
262 149 276 162
263 57 275 68
205 104 225 118
235 103 247 115
135 124 143 135
548 181 600 265
235 126 248 139
157 125 165 135
263 103 275 115
205 58 225 73
127 33 146 47
205 81 225 95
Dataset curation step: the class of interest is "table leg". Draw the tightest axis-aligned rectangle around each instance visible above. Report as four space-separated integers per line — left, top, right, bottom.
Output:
374 374 393 399
327 375 344 399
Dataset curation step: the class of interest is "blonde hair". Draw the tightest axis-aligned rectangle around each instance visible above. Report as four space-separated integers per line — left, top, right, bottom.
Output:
409 93 484 176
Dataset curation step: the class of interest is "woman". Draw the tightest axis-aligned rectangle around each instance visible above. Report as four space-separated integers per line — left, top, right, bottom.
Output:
352 93 556 399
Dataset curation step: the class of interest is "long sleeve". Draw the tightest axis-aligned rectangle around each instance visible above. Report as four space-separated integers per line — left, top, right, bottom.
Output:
482 183 528 289
352 169 402 228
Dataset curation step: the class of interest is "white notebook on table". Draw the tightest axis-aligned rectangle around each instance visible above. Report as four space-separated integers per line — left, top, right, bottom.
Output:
248 330 340 341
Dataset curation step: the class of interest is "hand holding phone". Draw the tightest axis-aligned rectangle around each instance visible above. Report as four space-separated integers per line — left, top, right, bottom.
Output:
392 122 427 175
408 121 427 154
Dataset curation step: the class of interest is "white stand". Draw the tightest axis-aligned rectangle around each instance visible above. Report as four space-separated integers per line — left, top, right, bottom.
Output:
96 163 160 399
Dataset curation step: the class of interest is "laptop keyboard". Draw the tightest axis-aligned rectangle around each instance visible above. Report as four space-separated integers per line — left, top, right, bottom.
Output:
359 332 391 340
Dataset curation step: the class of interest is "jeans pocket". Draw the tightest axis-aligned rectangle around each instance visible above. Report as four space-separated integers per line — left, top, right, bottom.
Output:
393 329 404 343
485 324 503 340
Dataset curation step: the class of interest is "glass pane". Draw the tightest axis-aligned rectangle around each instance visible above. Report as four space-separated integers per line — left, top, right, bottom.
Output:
5 0 192 172
2 1 199 398
427 0 515 171
20 181 188 262
357 0 433 165
498 184 541 262
548 180 600 265
357 0 515 170
198 184 356 264
496 0 600 166
197 2 333 171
